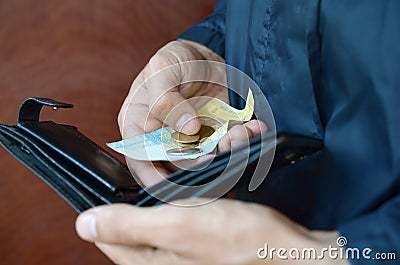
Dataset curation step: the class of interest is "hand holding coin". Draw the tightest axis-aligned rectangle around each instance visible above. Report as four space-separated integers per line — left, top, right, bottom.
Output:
108 89 254 161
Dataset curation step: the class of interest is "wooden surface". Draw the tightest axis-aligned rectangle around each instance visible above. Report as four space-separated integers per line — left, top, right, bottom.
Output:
0 1 215 264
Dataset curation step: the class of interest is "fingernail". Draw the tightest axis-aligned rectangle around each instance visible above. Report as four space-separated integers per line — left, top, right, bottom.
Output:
76 213 97 241
176 113 197 134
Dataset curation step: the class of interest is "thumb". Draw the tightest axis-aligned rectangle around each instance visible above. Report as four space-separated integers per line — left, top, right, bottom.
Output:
75 204 183 248
150 90 201 135
144 47 202 134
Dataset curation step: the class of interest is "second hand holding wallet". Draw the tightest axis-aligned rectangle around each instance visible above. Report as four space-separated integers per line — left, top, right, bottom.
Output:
0 98 323 212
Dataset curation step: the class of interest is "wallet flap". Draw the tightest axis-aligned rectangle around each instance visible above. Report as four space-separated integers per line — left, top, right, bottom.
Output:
18 97 74 123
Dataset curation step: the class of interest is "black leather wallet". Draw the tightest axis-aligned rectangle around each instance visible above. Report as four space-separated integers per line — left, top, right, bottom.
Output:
0 98 323 212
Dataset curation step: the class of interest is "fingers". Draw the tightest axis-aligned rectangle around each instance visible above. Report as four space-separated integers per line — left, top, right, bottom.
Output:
75 203 202 250
76 204 167 247
218 120 268 153
117 104 169 186
218 124 253 152
144 44 202 135
243 119 269 135
116 40 229 187
126 158 169 187
149 89 201 135
117 41 211 186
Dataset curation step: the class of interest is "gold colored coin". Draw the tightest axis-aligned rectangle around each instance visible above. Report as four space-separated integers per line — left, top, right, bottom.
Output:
198 125 215 139
171 132 200 144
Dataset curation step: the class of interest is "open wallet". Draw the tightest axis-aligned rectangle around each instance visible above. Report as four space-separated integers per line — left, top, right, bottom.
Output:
0 98 323 213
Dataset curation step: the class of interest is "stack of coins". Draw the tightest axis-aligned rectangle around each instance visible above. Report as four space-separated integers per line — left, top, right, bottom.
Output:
171 125 215 145
171 132 200 145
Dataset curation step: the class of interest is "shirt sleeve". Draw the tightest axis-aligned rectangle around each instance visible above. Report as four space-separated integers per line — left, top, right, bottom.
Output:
178 0 226 58
338 195 400 264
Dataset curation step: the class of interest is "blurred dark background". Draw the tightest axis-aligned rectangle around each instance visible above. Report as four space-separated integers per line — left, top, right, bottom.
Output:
0 1 215 264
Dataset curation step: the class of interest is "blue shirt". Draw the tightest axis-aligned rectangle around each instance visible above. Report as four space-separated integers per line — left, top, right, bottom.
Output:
180 0 400 263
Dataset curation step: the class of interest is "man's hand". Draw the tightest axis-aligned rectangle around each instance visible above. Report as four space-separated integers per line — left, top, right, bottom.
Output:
75 199 347 265
118 39 267 186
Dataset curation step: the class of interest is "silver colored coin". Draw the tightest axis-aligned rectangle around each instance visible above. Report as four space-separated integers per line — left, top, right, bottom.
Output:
167 147 202 156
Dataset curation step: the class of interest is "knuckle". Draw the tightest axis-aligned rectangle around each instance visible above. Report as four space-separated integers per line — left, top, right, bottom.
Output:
259 121 269 133
226 125 253 145
148 51 177 70
218 135 231 150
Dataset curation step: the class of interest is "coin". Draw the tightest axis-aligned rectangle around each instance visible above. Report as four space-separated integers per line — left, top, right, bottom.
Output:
171 131 200 144
167 147 202 156
198 125 215 139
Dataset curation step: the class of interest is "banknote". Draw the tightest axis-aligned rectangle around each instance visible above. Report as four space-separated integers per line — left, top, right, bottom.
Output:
107 89 254 161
